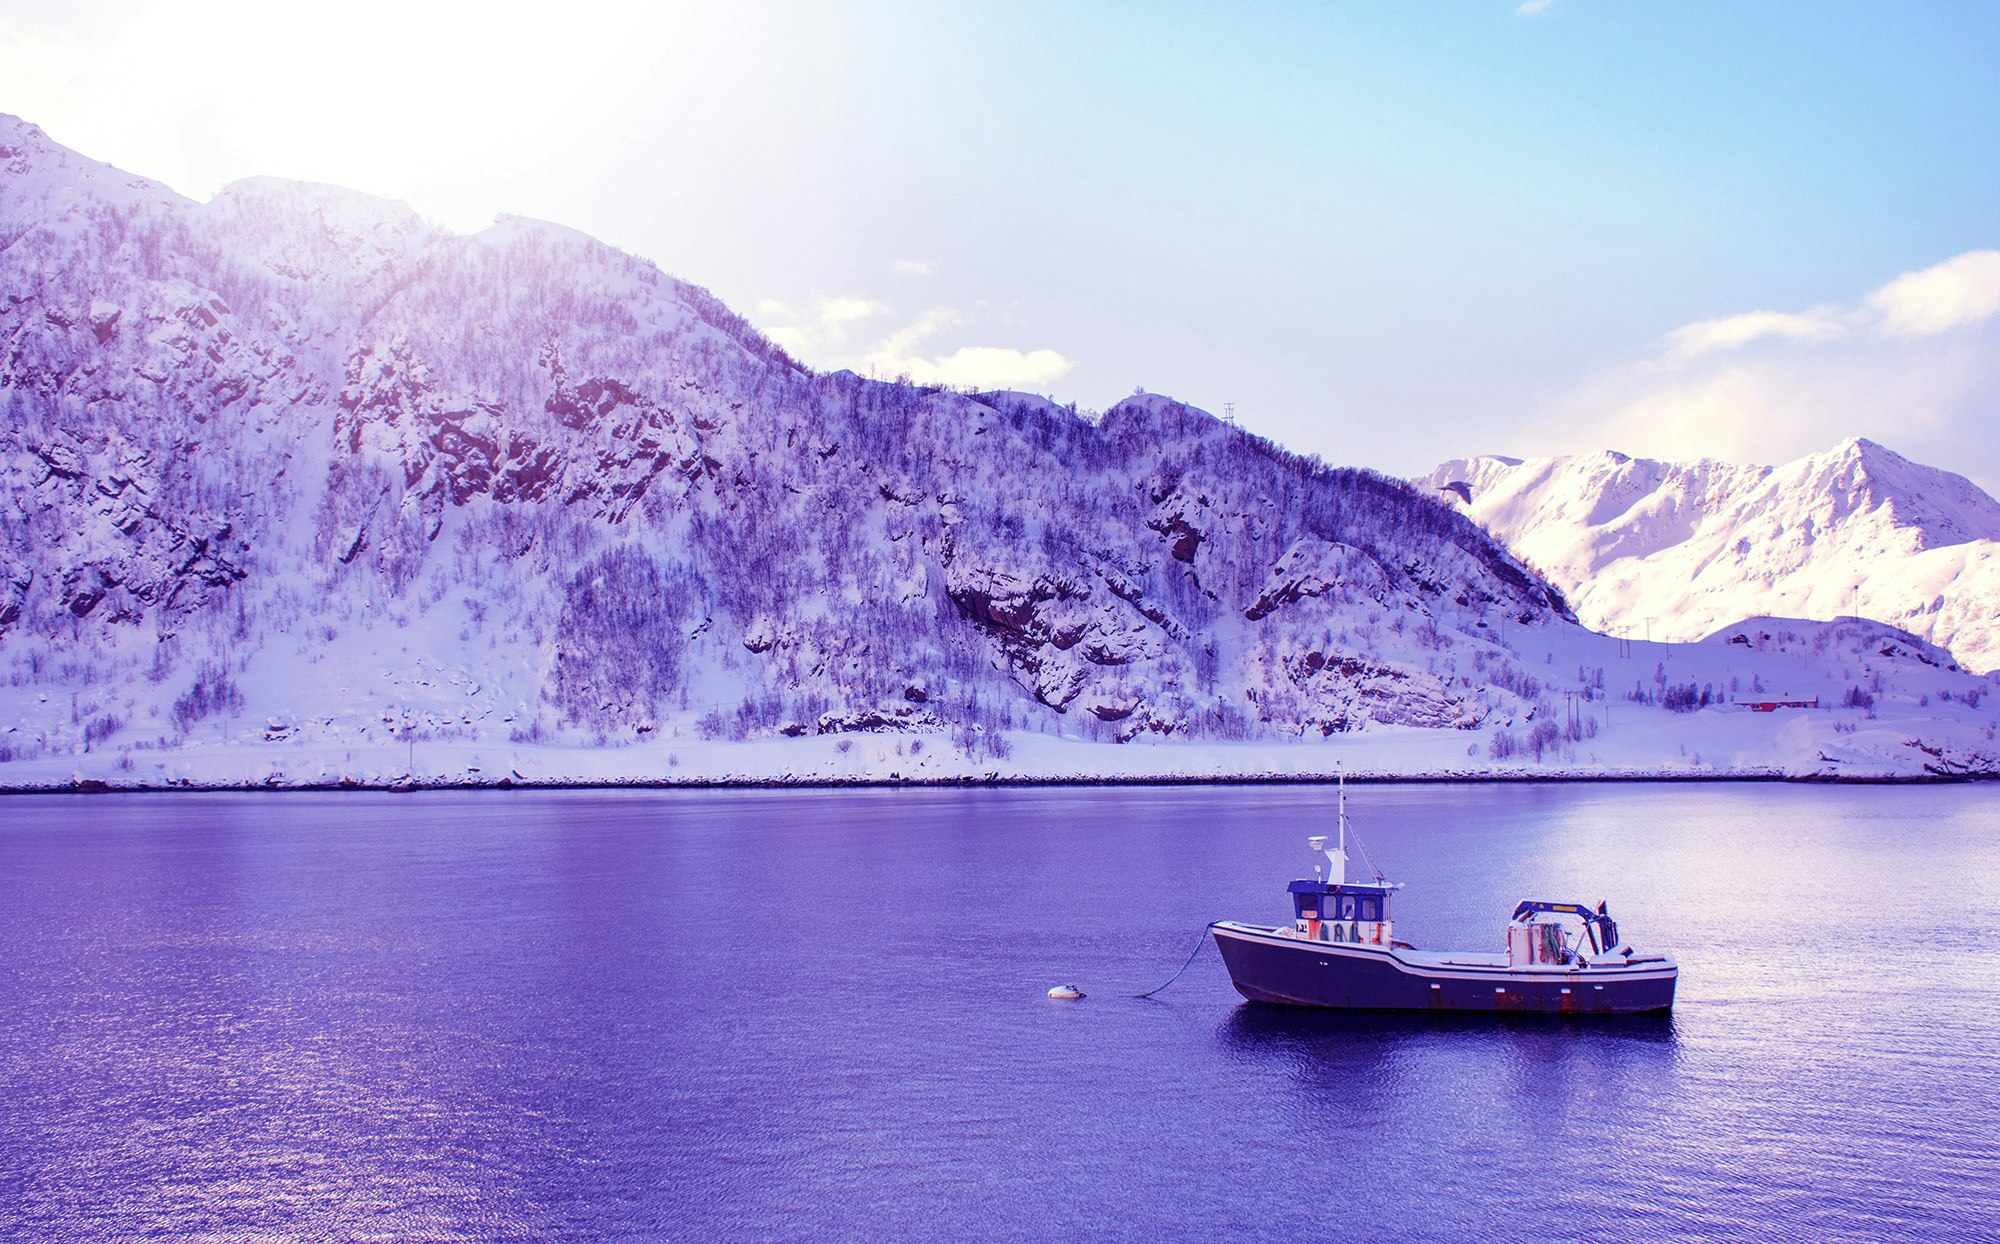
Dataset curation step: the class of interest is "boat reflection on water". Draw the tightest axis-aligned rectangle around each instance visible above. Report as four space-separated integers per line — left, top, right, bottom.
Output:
1216 999 1680 1050
1208 1004 1680 1152
1214 1003 1681 1136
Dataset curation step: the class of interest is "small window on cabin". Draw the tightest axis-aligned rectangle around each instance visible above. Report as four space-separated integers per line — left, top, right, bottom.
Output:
1359 897 1380 922
1339 896 1357 919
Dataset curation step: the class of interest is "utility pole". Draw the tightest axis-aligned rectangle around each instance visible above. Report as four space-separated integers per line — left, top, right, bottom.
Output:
1223 402 1236 426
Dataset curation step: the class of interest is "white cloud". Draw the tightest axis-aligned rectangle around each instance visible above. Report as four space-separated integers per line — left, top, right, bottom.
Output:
1662 308 1848 359
884 345 1077 390
858 306 1075 389
1653 249 2000 364
1544 250 2000 476
1515 0 1556 16
1866 250 2000 339
808 296 887 333
754 296 1077 391
759 295 890 357
866 306 967 363
1580 363 1883 466
0 0 760 233
891 259 935 278
1552 346 1978 472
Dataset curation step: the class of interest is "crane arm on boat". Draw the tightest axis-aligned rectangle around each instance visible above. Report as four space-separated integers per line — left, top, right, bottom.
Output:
1510 899 1611 923
1511 899 1621 956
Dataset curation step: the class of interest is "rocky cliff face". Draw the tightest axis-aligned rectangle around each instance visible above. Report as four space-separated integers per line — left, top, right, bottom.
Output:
30 112 1985 775
1417 440 2000 673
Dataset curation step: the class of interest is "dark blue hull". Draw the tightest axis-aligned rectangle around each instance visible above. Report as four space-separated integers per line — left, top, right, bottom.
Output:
1212 923 1677 1015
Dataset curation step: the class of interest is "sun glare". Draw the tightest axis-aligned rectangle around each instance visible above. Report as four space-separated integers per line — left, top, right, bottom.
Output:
0 0 742 231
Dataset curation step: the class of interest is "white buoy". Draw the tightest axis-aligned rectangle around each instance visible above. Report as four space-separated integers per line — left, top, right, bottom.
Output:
1046 984 1084 999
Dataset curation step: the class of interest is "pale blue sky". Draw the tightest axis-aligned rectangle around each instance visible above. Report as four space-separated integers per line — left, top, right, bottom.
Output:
5 0 1998 480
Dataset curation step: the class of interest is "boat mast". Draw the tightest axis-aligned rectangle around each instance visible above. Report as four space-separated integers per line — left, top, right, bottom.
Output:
1329 768 1348 885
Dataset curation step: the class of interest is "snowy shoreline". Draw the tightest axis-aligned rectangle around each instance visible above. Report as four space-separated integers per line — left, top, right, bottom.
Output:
4 727 1991 795
9 676 1999 791
5 771 1987 795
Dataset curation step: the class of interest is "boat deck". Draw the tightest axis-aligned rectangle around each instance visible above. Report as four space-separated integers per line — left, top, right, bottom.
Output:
1211 920 1678 1013
1218 922 1666 974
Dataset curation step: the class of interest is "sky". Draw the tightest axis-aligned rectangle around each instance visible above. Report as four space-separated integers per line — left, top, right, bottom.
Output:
3 0 1998 485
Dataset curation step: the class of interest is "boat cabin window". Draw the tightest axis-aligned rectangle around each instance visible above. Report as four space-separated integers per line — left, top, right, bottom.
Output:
1298 889 1384 923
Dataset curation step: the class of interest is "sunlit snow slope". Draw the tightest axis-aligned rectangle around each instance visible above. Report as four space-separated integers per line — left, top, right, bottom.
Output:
1419 440 2000 674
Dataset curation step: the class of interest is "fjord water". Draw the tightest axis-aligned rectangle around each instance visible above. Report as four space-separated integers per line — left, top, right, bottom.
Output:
1 785 1994 1242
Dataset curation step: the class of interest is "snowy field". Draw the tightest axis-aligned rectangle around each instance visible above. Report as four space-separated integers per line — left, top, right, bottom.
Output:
8 613 1995 790
1 709 1991 791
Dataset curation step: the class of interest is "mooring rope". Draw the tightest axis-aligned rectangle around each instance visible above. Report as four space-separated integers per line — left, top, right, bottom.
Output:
1129 923 1218 998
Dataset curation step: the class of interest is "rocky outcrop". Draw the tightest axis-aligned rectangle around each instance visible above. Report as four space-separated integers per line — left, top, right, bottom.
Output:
0 428 251 633
787 704 946 736
1245 538 1391 620
945 563 1163 710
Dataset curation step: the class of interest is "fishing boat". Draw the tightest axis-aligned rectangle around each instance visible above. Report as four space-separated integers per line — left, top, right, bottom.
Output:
1210 782 1678 1014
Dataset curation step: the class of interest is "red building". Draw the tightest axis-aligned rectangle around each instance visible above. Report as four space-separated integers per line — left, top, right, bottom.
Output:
1736 697 1820 712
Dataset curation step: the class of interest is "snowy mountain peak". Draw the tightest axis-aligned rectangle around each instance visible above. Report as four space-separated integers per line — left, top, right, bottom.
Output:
0 112 48 148
1418 440 2000 672
1821 434 1902 481
973 391 1079 422
1788 436 2000 546
1100 392 1231 444
0 114 183 218
207 176 432 242
210 174 428 225
477 212 610 249
203 177 436 294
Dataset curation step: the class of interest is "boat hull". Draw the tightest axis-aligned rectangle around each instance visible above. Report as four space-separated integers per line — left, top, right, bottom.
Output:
1211 922 1677 1015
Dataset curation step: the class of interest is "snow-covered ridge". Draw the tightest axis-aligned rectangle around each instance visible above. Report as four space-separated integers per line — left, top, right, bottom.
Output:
1418 438 2000 674
2 112 1996 786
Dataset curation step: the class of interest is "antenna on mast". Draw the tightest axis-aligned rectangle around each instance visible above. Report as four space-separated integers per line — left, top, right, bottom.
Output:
1338 765 1346 849
1314 765 1347 885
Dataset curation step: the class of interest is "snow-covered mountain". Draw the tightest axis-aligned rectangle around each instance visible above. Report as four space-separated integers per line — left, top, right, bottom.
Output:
3 113 1995 785
1417 440 2000 673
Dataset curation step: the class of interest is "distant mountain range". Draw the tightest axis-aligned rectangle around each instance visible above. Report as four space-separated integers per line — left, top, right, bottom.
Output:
1417 439 2000 673
1 113 1994 783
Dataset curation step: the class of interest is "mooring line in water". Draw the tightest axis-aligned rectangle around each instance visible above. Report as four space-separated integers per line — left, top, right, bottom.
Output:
1129 923 1219 999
